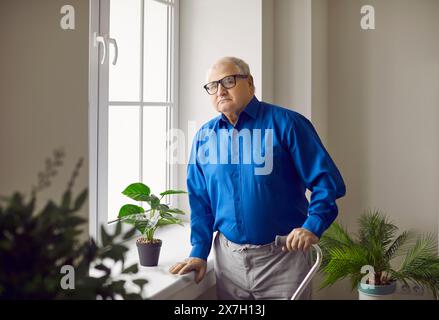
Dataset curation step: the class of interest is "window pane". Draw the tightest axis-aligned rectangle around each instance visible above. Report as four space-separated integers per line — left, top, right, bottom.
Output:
108 106 140 222
109 0 141 101
144 0 169 102
142 106 167 198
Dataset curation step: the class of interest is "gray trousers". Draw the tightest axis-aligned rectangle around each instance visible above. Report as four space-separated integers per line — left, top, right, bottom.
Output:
213 232 312 300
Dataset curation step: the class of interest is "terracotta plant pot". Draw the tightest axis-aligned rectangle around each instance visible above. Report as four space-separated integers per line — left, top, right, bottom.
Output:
136 239 162 267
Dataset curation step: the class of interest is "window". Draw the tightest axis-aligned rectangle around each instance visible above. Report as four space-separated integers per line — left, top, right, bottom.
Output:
89 0 179 240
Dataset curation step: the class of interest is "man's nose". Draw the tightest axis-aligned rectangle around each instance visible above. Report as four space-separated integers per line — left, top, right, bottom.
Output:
217 83 227 96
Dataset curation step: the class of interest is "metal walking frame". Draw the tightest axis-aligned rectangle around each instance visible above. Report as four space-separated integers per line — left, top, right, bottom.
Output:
275 235 323 300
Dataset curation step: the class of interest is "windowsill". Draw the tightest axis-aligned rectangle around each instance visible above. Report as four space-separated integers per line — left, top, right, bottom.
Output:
104 222 216 299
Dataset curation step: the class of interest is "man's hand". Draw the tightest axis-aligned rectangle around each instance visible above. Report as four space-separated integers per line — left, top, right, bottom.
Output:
282 228 319 252
168 257 207 284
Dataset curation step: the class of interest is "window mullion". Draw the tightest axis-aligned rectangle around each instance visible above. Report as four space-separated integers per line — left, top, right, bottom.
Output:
140 0 145 193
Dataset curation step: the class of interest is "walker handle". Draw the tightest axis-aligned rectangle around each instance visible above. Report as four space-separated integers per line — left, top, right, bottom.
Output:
275 235 323 300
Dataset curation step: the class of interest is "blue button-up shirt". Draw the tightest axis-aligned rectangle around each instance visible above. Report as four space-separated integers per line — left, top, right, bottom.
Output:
187 96 346 260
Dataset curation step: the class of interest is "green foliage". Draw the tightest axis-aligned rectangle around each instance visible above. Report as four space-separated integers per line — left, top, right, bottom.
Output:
0 149 148 299
118 183 187 242
319 209 439 298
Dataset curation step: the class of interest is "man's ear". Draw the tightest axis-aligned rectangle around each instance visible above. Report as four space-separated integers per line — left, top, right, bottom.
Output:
248 75 254 88
248 76 255 94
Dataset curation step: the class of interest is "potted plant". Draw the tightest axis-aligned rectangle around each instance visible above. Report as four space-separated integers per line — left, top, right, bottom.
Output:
318 210 439 300
0 149 148 299
118 182 187 267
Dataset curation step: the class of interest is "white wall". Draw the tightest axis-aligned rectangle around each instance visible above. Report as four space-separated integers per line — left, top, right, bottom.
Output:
273 0 312 119
311 0 328 143
322 0 439 299
178 0 264 215
262 0 274 102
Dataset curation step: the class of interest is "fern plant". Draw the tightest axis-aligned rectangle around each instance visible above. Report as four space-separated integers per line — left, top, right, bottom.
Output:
319 210 439 298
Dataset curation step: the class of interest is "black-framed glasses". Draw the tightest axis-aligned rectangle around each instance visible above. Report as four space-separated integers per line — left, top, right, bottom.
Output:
203 74 249 95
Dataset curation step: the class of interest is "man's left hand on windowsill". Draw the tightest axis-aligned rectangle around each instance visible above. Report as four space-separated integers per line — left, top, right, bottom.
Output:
168 257 207 284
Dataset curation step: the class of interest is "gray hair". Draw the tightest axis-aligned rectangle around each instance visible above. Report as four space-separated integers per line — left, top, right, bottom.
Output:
206 56 252 80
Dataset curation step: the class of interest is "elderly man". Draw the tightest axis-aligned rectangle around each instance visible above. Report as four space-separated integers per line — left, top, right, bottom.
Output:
169 57 346 300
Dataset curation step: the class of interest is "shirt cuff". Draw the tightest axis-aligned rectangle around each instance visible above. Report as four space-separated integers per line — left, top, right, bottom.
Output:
301 215 327 239
189 242 211 261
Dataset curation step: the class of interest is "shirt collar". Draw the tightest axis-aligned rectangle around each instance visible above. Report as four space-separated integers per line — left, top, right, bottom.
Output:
219 96 260 123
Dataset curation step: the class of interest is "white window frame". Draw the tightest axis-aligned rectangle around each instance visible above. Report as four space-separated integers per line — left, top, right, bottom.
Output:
88 0 180 242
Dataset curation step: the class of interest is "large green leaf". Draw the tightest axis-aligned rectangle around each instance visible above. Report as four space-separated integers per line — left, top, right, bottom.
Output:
159 190 187 196
133 220 151 234
61 190 72 209
133 279 148 287
120 215 152 235
164 208 185 215
122 263 138 274
148 195 160 209
95 263 111 274
160 212 174 219
73 189 88 211
122 227 138 240
122 293 143 300
64 216 86 227
157 204 169 211
118 204 145 218
100 225 112 247
122 183 150 201
157 217 182 226
114 221 122 236
102 244 129 262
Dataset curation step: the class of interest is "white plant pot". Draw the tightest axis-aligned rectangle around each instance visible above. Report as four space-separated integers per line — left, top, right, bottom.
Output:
358 282 397 300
